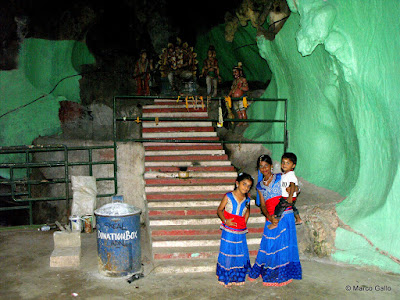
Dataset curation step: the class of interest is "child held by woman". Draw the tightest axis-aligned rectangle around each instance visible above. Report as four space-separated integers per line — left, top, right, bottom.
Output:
269 152 302 229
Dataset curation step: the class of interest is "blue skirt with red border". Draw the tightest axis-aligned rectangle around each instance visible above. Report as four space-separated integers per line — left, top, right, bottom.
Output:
249 209 302 284
216 225 251 285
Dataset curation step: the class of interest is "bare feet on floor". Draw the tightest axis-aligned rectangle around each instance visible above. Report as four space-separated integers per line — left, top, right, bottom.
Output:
295 216 303 225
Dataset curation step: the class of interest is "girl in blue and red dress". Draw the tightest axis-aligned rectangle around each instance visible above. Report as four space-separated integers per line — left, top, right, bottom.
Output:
216 172 254 286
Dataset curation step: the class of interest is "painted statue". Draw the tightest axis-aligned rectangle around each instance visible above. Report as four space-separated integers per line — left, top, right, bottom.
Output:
228 62 249 125
200 45 221 97
158 38 198 93
134 49 153 96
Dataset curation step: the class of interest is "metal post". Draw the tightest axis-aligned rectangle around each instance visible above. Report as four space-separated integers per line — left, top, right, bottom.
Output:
26 150 33 225
88 148 93 176
64 145 70 216
10 167 15 200
284 99 288 153
113 97 118 195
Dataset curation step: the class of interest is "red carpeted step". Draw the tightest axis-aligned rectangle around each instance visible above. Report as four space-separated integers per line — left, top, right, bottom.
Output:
143 107 207 113
142 115 209 120
146 193 225 201
153 249 258 260
145 154 228 161
143 136 220 141
154 251 217 260
142 127 215 133
148 209 216 217
145 177 234 186
152 100 207 105
145 166 235 172
147 101 181 105
150 226 263 237
144 145 223 151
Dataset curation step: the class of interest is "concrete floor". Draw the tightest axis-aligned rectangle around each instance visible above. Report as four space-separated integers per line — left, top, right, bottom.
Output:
0 229 399 300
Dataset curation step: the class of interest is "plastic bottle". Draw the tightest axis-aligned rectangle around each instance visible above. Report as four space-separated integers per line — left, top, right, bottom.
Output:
38 225 51 231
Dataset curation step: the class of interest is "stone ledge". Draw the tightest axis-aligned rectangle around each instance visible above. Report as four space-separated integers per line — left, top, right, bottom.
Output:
50 247 81 268
53 231 81 249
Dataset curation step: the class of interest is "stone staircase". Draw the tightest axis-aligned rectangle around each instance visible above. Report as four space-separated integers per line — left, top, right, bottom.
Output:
142 99 265 273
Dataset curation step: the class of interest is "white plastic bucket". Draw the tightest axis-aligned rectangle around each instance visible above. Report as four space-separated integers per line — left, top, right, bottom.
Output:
69 215 82 232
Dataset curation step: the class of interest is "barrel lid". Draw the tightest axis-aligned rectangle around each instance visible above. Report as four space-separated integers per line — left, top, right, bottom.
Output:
94 202 142 217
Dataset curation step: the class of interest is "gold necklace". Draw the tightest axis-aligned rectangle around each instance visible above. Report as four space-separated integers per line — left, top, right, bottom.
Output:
263 174 273 185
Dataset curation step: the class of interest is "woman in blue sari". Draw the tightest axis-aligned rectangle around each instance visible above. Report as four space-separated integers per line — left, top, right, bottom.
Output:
249 154 302 286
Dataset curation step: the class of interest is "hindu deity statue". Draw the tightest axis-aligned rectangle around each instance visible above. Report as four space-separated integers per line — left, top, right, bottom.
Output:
158 38 198 94
228 62 249 125
134 49 153 96
200 45 221 97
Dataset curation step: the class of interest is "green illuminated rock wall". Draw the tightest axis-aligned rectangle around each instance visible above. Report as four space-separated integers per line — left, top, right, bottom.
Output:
196 0 400 273
244 0 400 273
195 24 271 83
0 39 95 178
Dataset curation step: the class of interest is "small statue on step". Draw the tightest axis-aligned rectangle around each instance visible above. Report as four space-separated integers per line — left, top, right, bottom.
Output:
228 62 249 126
134 49 153 96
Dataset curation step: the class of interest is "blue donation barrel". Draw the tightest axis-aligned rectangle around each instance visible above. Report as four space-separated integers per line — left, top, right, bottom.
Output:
95 202 142 277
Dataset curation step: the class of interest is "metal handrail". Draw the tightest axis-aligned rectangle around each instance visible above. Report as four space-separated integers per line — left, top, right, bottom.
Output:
119 139 285 144
113 95 287 102
0 95 287 226
117 117 285 123
0 144 116 225
113 95 288 148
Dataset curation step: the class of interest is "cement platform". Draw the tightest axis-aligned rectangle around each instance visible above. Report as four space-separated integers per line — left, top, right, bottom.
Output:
0 229 399 299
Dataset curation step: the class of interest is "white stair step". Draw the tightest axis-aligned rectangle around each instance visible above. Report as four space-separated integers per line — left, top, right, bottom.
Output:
147 200 221 208
142 132 217 138
143 112 208 118
143 142 221 147
148 199 257 208
149 216 265 226
142 121 213 128
145 150 225 156
145 161 231 167
145 185 232 193
150 222 263 232
144 171 237 179
143 104 206 109
153 99 206 103
152 237 262 248
154 259 216 274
